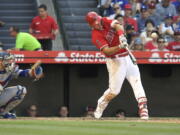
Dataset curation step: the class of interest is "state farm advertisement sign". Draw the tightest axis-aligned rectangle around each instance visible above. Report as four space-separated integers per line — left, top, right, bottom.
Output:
54 52 106 63
10 51 180 64
148 52 180 63
11 51 106 64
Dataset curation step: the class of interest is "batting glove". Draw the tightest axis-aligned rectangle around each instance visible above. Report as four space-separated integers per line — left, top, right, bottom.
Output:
119 35 128 49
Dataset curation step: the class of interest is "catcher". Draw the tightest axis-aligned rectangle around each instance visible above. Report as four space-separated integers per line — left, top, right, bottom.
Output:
0 51 43 118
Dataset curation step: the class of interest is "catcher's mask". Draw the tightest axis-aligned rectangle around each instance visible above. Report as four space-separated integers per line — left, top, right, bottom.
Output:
0 52 15 72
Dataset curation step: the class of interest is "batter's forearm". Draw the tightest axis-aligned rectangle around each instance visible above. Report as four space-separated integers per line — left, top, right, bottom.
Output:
102 46 120 56
114 23 124 32
113 23 128 48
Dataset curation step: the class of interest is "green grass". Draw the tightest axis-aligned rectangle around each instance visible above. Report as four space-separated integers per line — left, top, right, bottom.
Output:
0 118 180 135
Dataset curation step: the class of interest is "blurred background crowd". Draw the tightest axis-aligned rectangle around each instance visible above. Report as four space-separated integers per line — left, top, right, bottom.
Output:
0 4 58 51
0 0 179 52
98 0 180 51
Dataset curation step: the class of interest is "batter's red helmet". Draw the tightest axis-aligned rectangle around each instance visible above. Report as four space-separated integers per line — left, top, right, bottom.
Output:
86 12 102 27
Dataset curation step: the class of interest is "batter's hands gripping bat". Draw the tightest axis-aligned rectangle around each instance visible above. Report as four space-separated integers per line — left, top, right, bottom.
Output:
30 60 44 81
119 35 137 65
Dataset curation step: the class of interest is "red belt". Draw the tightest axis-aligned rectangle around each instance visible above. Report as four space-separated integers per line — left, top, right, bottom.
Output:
110 52 129 58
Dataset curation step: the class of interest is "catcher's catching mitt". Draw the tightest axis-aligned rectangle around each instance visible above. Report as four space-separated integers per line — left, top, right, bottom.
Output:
30 60 44 80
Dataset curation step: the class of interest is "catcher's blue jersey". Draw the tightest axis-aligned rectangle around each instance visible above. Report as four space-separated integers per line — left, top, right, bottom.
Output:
0 65 29 88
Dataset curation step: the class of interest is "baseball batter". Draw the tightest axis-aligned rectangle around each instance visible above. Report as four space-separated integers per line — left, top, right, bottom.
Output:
0 52 43 118
86 12 149 120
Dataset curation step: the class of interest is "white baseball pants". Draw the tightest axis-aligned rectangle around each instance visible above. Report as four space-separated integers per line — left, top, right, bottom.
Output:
96 55 147 112
106 55 146 98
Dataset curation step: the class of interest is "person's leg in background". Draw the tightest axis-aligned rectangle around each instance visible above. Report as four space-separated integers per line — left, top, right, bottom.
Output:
38 39 52 51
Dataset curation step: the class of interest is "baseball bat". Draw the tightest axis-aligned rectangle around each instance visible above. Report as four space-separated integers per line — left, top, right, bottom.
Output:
119 35 137 65
125 46 137 65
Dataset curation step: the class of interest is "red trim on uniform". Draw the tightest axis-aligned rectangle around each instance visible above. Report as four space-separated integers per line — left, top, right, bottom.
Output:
139 108 148 117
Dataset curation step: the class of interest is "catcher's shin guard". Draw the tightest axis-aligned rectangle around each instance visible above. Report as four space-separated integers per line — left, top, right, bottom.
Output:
138 97 149 120
1 86 27 115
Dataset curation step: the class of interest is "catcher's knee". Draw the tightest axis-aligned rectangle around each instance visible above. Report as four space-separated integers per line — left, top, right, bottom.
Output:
0 86 27 114
16 85 27 99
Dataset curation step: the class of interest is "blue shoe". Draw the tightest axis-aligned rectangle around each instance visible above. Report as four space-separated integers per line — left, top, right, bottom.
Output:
2 113 16 119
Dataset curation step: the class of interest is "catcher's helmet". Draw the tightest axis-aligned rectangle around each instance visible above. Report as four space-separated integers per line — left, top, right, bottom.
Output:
0 51 15 71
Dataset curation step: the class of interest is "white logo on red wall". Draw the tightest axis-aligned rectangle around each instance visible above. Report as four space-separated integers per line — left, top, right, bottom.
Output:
149 52 180 63
149 53 162 63
164 53 180 63
14 54 24 62
55 52 69 62
70 52 106 63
